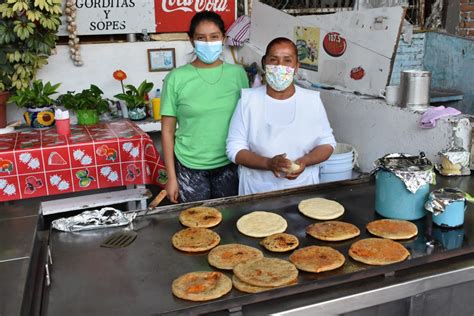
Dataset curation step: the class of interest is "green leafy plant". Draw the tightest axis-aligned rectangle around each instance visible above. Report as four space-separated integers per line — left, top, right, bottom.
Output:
114 80 154 110
0 0 62 91
57 85 110 114
8 80 60 108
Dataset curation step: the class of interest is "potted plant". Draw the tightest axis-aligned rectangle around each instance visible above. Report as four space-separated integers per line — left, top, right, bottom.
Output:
0 0 62 128
113 70 154 121
57 85 110 125
8 80 60 128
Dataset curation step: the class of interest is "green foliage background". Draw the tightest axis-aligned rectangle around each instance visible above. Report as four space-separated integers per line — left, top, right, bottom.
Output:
0 0 62 91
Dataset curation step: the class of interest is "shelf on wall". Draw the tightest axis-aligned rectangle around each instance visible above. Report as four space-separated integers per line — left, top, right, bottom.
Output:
430 88 464 104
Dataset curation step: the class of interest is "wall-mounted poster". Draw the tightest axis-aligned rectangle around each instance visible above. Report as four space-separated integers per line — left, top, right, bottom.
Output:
294 26 320 72
148 48 176 72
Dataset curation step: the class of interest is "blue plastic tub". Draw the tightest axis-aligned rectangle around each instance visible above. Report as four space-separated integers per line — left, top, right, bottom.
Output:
432 200 466 228
375 170 429 220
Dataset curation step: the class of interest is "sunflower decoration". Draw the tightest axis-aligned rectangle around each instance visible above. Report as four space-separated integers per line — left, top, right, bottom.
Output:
25 110 55 128
36 110 55 127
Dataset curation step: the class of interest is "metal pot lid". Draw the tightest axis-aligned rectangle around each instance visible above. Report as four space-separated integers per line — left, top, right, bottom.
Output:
374 153 433 172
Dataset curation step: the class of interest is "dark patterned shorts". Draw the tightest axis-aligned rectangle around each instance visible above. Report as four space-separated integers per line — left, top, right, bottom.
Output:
175 159 239 203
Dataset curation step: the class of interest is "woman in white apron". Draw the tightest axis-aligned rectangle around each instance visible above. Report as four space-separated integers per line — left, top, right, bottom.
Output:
226 37 336 195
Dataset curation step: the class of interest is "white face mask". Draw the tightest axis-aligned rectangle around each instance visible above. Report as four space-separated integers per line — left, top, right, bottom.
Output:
265 65 295 91
194 41 223 64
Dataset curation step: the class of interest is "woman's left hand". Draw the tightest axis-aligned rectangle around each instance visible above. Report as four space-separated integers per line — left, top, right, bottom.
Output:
285 159 306 180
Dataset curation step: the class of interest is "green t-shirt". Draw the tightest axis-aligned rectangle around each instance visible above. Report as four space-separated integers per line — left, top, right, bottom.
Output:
161 62 249 170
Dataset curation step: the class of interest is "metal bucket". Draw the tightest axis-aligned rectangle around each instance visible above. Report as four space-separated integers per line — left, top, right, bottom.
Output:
399 70 431 111
426 188 468 228
375 170 430 220
374 153 435 220
432 200 466 228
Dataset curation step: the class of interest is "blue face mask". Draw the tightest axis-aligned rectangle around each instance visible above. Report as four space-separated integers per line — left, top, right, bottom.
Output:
194 41 223 64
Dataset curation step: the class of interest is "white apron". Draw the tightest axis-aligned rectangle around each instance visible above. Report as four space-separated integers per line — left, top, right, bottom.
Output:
238 85 331 195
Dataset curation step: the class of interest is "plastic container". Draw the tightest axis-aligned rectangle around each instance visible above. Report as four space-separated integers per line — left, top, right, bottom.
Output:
76 109 98 125
319 143 355 183
55 118 70 135
375 170 430 220
152 89 161 121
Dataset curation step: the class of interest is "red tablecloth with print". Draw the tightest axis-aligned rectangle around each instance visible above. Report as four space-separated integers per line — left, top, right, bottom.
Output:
0 120 166 202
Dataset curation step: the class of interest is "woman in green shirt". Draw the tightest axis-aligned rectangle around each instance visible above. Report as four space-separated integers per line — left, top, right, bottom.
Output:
161 11 249 203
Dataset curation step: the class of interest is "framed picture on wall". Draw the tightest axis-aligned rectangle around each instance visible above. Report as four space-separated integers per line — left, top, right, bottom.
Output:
147 48 176 72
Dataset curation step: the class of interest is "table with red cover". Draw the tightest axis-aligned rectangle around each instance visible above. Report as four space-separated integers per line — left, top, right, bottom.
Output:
0 120 166 202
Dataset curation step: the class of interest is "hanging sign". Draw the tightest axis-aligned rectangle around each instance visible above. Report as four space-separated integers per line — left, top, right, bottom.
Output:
58 0 156 35
58 0 236 35
154 0 236 33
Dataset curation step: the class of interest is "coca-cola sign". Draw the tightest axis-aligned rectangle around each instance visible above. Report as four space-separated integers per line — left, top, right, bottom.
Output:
323 32 347 58
155 0 236 32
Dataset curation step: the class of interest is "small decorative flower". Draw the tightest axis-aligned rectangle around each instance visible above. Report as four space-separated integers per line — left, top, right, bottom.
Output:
113 70 127 81
113 70 127 93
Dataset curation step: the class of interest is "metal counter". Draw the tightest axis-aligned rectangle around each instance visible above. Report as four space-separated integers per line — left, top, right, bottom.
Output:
38 177 474 315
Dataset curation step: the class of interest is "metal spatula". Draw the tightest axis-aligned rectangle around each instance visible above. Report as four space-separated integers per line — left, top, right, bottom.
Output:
100 190 167 248
101 231 138 248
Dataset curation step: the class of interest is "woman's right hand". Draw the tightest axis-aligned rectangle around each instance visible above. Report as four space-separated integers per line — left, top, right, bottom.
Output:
267 153 291 178
165 178 180 203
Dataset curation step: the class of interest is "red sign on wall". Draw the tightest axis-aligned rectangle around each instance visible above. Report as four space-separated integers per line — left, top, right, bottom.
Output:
154 0 236 33
323 32 347 58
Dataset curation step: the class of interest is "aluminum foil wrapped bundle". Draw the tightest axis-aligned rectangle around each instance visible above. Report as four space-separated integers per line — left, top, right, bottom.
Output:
52 207 136 232
437 146 471 176
374 153 436 193
425 188 471 215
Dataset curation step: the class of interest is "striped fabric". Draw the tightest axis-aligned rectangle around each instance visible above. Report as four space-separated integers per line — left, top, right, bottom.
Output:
225 15 251 47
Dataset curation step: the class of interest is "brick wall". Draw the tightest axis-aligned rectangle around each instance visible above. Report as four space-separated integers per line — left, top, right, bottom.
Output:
389 33 426 85
458 1 474 37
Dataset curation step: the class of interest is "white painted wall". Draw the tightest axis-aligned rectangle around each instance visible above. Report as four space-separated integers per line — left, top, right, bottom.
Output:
238 8 472 173
6 40 236 122
249 1 404 96
319 89 467 172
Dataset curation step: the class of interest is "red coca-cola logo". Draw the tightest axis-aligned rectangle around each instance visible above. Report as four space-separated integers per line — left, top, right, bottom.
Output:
350 66 365 80
323 32 347 57
161 0 229 13
155 0 235 33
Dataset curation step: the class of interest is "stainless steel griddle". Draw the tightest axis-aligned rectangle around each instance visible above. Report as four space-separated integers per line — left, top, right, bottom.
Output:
41 177 474 315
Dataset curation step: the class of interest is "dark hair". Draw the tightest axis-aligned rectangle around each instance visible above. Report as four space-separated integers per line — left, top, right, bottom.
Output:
188 11 226 38
262 37 298 68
